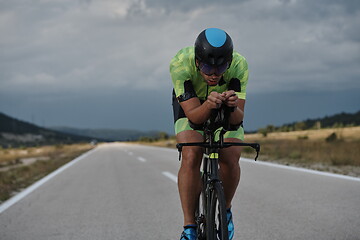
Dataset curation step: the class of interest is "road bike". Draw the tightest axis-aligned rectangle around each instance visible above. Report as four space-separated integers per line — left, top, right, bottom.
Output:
177 107 260 240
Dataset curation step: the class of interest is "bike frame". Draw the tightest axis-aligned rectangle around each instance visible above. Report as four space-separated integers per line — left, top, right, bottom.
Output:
176 108 260 240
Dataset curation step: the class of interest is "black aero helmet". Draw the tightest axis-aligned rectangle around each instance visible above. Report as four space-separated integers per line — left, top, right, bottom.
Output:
195 28 233 66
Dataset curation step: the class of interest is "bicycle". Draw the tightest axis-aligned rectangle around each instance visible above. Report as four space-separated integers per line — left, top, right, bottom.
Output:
177 106 260 240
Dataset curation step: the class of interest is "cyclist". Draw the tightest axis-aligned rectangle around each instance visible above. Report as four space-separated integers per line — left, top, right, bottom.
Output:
170 28 249 240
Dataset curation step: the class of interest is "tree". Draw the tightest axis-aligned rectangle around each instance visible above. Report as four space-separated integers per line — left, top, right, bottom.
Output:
266 125 276 133
157 132 169 140
294 121 306 131
258 128 268 137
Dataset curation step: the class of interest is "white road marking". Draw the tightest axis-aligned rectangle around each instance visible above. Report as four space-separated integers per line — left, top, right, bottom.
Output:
128 152 133 156
241 157 360 182
137 157 146 162
131 144 360 182
119 145 360 182
0 148 98 215
162 171 178 183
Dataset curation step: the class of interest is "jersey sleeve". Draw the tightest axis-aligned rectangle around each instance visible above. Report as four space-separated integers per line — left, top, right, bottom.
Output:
169 48 196 101
229 53 249 100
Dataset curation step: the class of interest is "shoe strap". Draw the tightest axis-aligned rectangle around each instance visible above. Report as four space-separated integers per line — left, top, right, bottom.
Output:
180 232 193 240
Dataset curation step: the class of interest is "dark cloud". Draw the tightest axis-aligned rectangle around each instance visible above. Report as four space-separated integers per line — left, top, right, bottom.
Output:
144 0 250 13
301 0 360 15
266 0 360 21
245 89 360 131
0 0 359 130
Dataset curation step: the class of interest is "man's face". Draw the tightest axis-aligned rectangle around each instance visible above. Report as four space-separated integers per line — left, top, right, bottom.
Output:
196 60 225 86
199 71 223 86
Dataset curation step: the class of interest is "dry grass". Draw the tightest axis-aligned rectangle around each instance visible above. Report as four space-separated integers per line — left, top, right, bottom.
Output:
140 127 360 177
0 144 92 166
242 140 360 178
242 127 360 177
242 139 359 163
246 126 360 142
0 143 94 203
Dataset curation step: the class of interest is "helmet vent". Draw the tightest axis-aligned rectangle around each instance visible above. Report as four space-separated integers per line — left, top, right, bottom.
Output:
205 28 226 47
195 28 233 67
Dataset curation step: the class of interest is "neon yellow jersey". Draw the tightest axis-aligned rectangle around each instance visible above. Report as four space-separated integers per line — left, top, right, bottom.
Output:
170 46 249 101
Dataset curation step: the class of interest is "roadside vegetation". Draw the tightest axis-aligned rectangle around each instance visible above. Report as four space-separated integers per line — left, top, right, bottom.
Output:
138 126 360 178
0 143 94 203
243 134 360 177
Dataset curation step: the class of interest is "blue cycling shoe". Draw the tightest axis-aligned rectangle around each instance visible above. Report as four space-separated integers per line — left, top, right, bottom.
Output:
218 208 234 239
227 208 234 240
180 225 197 240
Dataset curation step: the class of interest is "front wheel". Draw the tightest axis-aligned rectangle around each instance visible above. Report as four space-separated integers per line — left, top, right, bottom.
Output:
207 182 229 240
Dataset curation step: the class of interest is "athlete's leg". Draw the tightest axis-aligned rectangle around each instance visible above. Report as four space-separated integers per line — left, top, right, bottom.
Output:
219 138 242 209
177 130 204 226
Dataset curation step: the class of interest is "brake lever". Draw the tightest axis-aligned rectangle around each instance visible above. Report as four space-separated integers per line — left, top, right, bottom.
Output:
255 150 259 161
176 144 183 161
254 144 260 161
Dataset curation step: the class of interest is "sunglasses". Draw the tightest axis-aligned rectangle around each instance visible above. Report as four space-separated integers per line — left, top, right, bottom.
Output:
199 62 229 76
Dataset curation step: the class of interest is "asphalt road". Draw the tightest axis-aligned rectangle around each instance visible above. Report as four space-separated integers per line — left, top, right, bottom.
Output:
0 143 359 240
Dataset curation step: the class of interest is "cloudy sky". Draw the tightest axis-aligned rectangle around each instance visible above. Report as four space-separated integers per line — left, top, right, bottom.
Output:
0 0 359 133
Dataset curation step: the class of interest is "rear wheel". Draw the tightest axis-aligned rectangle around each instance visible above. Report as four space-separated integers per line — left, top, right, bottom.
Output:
207 182 228 240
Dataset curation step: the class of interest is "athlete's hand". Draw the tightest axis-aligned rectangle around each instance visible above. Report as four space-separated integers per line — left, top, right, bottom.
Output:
222 90 238 108
206 92 225 109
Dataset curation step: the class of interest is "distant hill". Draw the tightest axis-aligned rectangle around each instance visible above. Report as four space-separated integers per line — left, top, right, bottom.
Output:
259 110 360 133
0 112 94 148
50 126 165 142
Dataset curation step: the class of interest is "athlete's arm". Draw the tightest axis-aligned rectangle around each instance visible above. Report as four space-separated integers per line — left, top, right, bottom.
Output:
179 92 225 125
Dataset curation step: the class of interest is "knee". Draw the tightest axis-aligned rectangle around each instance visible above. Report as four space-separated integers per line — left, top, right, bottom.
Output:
222 157 240 170
181 147 203 169
220 148 241 168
